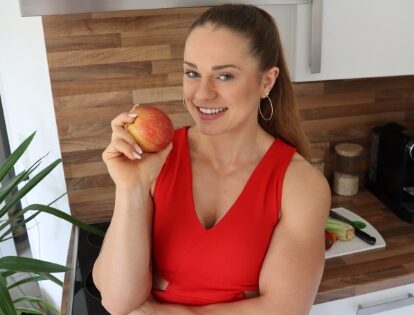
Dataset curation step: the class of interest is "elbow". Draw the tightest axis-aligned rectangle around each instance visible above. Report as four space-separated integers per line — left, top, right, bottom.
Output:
102 293 149 315
92 260 152 314
98 276 151 315
260 294 311 315
101 298 139 315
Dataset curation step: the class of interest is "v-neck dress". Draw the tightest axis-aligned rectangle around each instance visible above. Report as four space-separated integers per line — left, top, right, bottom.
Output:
152 127 296 306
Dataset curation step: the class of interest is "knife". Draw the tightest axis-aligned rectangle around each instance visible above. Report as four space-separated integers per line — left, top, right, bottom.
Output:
329 210 377 245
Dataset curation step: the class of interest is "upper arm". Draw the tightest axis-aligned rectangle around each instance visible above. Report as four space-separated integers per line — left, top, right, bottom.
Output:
258 156 331 314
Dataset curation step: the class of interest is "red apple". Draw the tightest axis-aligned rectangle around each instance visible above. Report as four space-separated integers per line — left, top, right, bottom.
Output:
126 106 174 153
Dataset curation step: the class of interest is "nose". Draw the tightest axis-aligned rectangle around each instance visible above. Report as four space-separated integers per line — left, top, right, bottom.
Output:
194 76 217 101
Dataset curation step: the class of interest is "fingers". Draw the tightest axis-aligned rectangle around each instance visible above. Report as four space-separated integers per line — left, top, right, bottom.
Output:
102 138 140 162
114 125 143 154
110 104 139 130
112 137 142 160
107 105 144 160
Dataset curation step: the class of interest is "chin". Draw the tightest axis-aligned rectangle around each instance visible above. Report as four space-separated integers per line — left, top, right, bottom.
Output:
194 120 238 138
195 124 223 136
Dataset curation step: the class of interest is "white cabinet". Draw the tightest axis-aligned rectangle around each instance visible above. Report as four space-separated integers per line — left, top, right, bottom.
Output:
292 0 414 82
259 5 298 75
311 283 414 315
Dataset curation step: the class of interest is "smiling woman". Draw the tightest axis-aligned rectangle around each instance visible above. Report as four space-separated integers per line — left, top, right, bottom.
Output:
92 4 331 315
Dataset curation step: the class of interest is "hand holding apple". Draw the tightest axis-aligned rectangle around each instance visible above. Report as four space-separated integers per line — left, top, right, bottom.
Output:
126 106 174 153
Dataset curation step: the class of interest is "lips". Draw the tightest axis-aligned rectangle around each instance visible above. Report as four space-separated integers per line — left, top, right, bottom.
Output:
197 106 227 114
194 105 228 120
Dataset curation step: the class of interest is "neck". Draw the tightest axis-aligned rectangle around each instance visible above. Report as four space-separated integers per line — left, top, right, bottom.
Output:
189 123 272 171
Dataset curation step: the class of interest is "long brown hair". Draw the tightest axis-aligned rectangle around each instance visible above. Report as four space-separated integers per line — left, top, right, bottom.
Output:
186 4 310 160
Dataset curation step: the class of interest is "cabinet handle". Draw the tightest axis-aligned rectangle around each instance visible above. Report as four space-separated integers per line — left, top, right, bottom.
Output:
356 293 414 315
310 0 323 73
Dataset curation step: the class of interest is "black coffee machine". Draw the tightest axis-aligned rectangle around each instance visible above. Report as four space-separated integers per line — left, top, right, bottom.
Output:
368 122 414 223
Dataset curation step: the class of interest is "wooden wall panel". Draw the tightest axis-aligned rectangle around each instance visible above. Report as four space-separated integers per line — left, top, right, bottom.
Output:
42 9 414 223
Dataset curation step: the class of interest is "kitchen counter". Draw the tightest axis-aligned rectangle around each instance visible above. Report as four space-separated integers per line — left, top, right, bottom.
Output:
316 190 414 304
61 191 414 313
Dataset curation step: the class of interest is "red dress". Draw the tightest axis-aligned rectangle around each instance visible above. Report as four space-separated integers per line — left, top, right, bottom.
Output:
152 127 296 306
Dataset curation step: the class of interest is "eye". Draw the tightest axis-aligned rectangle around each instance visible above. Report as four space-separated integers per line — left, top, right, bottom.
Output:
218 73 233 81
184 70 199 78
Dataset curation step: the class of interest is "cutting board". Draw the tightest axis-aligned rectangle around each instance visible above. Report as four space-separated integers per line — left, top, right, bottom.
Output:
325 207 386 259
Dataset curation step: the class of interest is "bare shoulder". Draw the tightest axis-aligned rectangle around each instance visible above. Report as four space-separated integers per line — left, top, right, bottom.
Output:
280 152 331 223
286 152 331 199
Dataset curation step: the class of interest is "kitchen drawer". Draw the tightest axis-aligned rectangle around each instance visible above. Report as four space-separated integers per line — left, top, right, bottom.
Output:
311 284 414 315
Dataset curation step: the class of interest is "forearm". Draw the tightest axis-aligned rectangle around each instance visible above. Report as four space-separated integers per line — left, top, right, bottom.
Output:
93 184 153 314
139 296 277 315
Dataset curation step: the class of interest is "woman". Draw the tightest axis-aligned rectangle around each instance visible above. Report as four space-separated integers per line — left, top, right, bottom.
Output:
93 4 331 315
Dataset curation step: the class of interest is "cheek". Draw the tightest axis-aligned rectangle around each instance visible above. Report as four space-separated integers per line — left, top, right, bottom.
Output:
183 80 197 98
223 79 261 105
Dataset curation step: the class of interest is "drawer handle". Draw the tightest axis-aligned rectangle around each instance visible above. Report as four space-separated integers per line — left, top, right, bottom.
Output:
356 293 414 315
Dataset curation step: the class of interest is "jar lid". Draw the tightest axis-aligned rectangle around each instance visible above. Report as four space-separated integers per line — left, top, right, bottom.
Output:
334 143 363 157
309 147 325 162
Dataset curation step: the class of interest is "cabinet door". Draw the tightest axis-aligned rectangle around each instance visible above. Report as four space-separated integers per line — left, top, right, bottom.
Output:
293 0 414 82
258 5 297 76
311 284 414 315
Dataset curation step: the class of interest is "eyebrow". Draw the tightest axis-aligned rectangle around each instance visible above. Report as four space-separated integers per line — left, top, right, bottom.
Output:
184 61 240 71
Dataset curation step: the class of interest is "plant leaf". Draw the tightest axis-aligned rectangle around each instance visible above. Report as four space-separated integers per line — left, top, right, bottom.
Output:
7 275 48 291
22 204 105 237
6 273 63 292
13 296 59 314
47 191 67 207
0 191 67 239
0 151 53 222
0 158 61 220
38 272 63 287
0 274 17 315
0 271 15 278
0 211 41 242
0 132 36 183
0 256 69 273
14 307 43 315
0 170 29 206
0 158 60 219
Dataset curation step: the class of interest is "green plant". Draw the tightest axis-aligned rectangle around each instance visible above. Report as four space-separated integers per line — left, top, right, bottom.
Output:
0 132 105 315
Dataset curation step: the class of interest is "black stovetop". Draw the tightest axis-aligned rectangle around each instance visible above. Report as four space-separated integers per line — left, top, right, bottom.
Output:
72 222 110 315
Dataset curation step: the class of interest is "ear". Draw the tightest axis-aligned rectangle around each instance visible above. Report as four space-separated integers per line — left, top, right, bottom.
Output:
261 67 279 98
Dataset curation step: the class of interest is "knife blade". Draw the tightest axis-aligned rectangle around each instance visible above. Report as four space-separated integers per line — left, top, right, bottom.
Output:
329 210 376 245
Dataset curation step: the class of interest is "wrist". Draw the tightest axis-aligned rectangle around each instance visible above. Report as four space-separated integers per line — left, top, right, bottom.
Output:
115 177 152 194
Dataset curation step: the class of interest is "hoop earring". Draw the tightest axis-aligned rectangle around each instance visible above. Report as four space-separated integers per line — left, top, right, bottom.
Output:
183 98 187 109
259 95 274 121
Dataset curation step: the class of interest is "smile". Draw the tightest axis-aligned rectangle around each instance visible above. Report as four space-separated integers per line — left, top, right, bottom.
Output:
197 106 228 115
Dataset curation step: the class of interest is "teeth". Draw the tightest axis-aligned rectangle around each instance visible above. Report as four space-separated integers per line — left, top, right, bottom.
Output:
198 107 226 114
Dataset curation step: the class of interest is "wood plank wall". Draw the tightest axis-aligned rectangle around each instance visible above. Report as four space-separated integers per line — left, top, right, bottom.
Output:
42 8 414 223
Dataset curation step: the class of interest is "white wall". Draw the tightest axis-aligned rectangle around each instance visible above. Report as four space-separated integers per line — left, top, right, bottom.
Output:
0 0 71 308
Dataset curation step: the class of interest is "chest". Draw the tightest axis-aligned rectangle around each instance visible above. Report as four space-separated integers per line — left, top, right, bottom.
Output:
191 161 257 230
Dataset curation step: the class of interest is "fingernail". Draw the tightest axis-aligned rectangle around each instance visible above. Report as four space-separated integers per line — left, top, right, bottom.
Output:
128 112 138 117
134 144 143 154
133 152 141 159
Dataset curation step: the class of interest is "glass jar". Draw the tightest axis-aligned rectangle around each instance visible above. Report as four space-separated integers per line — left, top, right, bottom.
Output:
310 147 325 175
333 143 363 196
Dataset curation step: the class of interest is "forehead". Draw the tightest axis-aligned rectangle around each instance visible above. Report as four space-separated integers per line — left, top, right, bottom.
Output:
184 25 256 67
